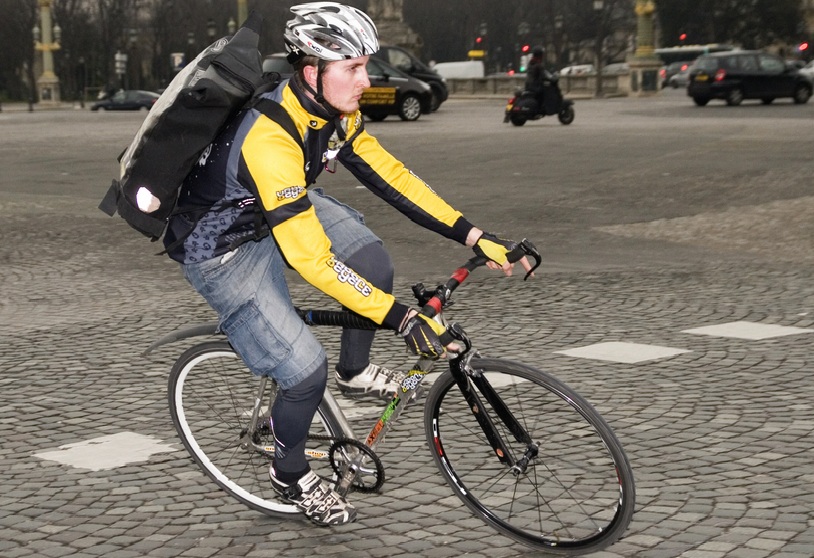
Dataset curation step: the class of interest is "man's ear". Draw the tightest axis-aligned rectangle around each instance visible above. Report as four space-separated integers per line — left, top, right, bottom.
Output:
302 64 318 88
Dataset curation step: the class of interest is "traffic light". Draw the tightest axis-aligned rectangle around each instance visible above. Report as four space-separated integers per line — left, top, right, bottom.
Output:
679 33 687 43
799 41 810 53
521 44 530 54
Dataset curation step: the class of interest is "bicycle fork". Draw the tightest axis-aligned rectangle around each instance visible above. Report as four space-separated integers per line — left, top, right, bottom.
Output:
448 325 538 475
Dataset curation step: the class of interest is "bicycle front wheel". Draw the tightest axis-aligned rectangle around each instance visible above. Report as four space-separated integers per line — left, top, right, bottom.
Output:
425 358 635 555
168 341 346 516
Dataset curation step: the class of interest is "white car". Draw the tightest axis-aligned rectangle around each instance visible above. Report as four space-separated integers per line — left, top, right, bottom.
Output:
560 64 595 76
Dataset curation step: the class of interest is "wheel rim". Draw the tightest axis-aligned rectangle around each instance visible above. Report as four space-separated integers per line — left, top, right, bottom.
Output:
426 361 634 552
400 96 421 120
727 89 743 105
170 347 338 515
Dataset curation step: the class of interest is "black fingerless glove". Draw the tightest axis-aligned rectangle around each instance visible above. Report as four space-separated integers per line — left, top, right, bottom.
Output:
473 232 521 265
400 313 450 358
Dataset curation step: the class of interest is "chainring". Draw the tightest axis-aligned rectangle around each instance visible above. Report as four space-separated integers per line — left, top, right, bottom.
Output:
328 439 385 493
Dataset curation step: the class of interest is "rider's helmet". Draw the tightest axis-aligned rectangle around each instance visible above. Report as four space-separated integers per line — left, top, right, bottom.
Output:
284 2 379 63
532 46 545 58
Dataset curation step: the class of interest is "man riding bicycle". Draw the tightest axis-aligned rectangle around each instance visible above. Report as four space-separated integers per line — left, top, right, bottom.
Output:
164 1 533 526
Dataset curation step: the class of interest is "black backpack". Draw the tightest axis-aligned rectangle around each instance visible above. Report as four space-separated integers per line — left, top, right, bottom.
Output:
98 11 300 243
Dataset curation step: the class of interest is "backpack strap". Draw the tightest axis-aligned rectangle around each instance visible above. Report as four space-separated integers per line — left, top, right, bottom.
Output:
251 97 304 151
226 98 304 251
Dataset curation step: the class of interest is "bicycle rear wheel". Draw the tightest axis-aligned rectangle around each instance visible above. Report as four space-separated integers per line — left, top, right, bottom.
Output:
425 358 635 555
168 341 346 516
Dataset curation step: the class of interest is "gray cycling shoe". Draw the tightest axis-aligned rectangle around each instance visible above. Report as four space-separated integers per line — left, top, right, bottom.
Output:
335 363 421 401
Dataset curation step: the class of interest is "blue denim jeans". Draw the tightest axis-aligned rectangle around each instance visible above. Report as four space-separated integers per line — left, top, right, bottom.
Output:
181 188 382 389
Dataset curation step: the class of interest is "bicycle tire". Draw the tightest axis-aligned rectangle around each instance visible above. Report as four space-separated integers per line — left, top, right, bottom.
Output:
168 341 346 516
424 358 635 554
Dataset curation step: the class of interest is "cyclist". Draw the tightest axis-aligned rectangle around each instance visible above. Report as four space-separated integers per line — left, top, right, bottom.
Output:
163 1 533 526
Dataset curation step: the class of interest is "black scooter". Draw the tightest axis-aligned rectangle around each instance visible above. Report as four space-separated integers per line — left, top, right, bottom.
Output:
504 74 575 126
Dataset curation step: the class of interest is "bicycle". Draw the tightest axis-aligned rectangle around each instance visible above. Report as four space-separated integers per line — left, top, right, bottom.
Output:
145 240 636 555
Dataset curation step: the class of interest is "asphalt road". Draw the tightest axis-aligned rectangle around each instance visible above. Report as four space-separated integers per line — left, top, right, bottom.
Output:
1 90 813 558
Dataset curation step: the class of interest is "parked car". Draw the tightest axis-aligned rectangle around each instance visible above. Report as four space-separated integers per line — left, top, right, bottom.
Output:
668 64 693 89
559 64 594 76
264 53 432 122
91 90 160 111
800 60 814 80
601 62 629 75
262 53 292 77
361 57 432 121
660 61 693 88
372 45 448 111
687 51 813 106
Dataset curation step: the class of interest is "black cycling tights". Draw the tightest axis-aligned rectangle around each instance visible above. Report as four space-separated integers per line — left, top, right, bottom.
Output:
270 359 327 483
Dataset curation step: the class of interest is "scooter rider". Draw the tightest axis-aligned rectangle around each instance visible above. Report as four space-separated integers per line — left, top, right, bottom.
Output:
524 46 558 109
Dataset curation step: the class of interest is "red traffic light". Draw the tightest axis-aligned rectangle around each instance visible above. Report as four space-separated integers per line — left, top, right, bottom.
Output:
476 36 483 44
679 33 687 41
521 44 530 53
799 42 809 52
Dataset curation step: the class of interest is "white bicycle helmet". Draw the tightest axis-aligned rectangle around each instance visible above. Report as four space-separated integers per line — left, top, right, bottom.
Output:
285 2 379 62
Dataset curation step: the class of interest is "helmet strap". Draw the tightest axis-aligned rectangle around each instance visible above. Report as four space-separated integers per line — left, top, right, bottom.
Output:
314 59 341 117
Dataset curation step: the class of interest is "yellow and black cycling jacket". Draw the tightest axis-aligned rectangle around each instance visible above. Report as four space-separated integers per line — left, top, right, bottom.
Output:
165 78 475 331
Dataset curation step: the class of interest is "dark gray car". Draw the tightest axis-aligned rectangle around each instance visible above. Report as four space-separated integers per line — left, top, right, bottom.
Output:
687 51 813 106
372 45 448 111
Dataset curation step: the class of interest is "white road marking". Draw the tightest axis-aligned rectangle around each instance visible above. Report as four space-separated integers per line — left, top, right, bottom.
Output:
555 342 691 364
682 321 814 340
34 432 178 471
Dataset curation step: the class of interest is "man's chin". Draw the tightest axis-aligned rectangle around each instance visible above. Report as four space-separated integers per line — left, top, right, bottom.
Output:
338 100 361 114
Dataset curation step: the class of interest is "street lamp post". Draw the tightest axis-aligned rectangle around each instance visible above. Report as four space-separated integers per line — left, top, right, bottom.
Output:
594 0 605 97
114 50 128 90
237 0 248 27
32 0 62 104
207 19 218 42
627 0 661 95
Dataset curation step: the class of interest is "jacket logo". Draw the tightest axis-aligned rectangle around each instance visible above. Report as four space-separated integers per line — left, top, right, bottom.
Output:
276 186 305 201
327 257 372 296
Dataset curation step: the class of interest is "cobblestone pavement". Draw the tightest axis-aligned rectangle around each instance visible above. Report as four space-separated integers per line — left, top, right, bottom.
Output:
1 97 813 557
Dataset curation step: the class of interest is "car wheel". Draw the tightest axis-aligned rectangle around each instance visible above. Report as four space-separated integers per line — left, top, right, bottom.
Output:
692 97 710 107
761 98 774 105
793 85 811 104
398 94 422 121
429 88 442 112
725 88 744 106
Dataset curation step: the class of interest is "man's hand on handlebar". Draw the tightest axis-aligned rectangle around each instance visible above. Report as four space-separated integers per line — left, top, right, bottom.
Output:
469 228 536 279
399 310 456 358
